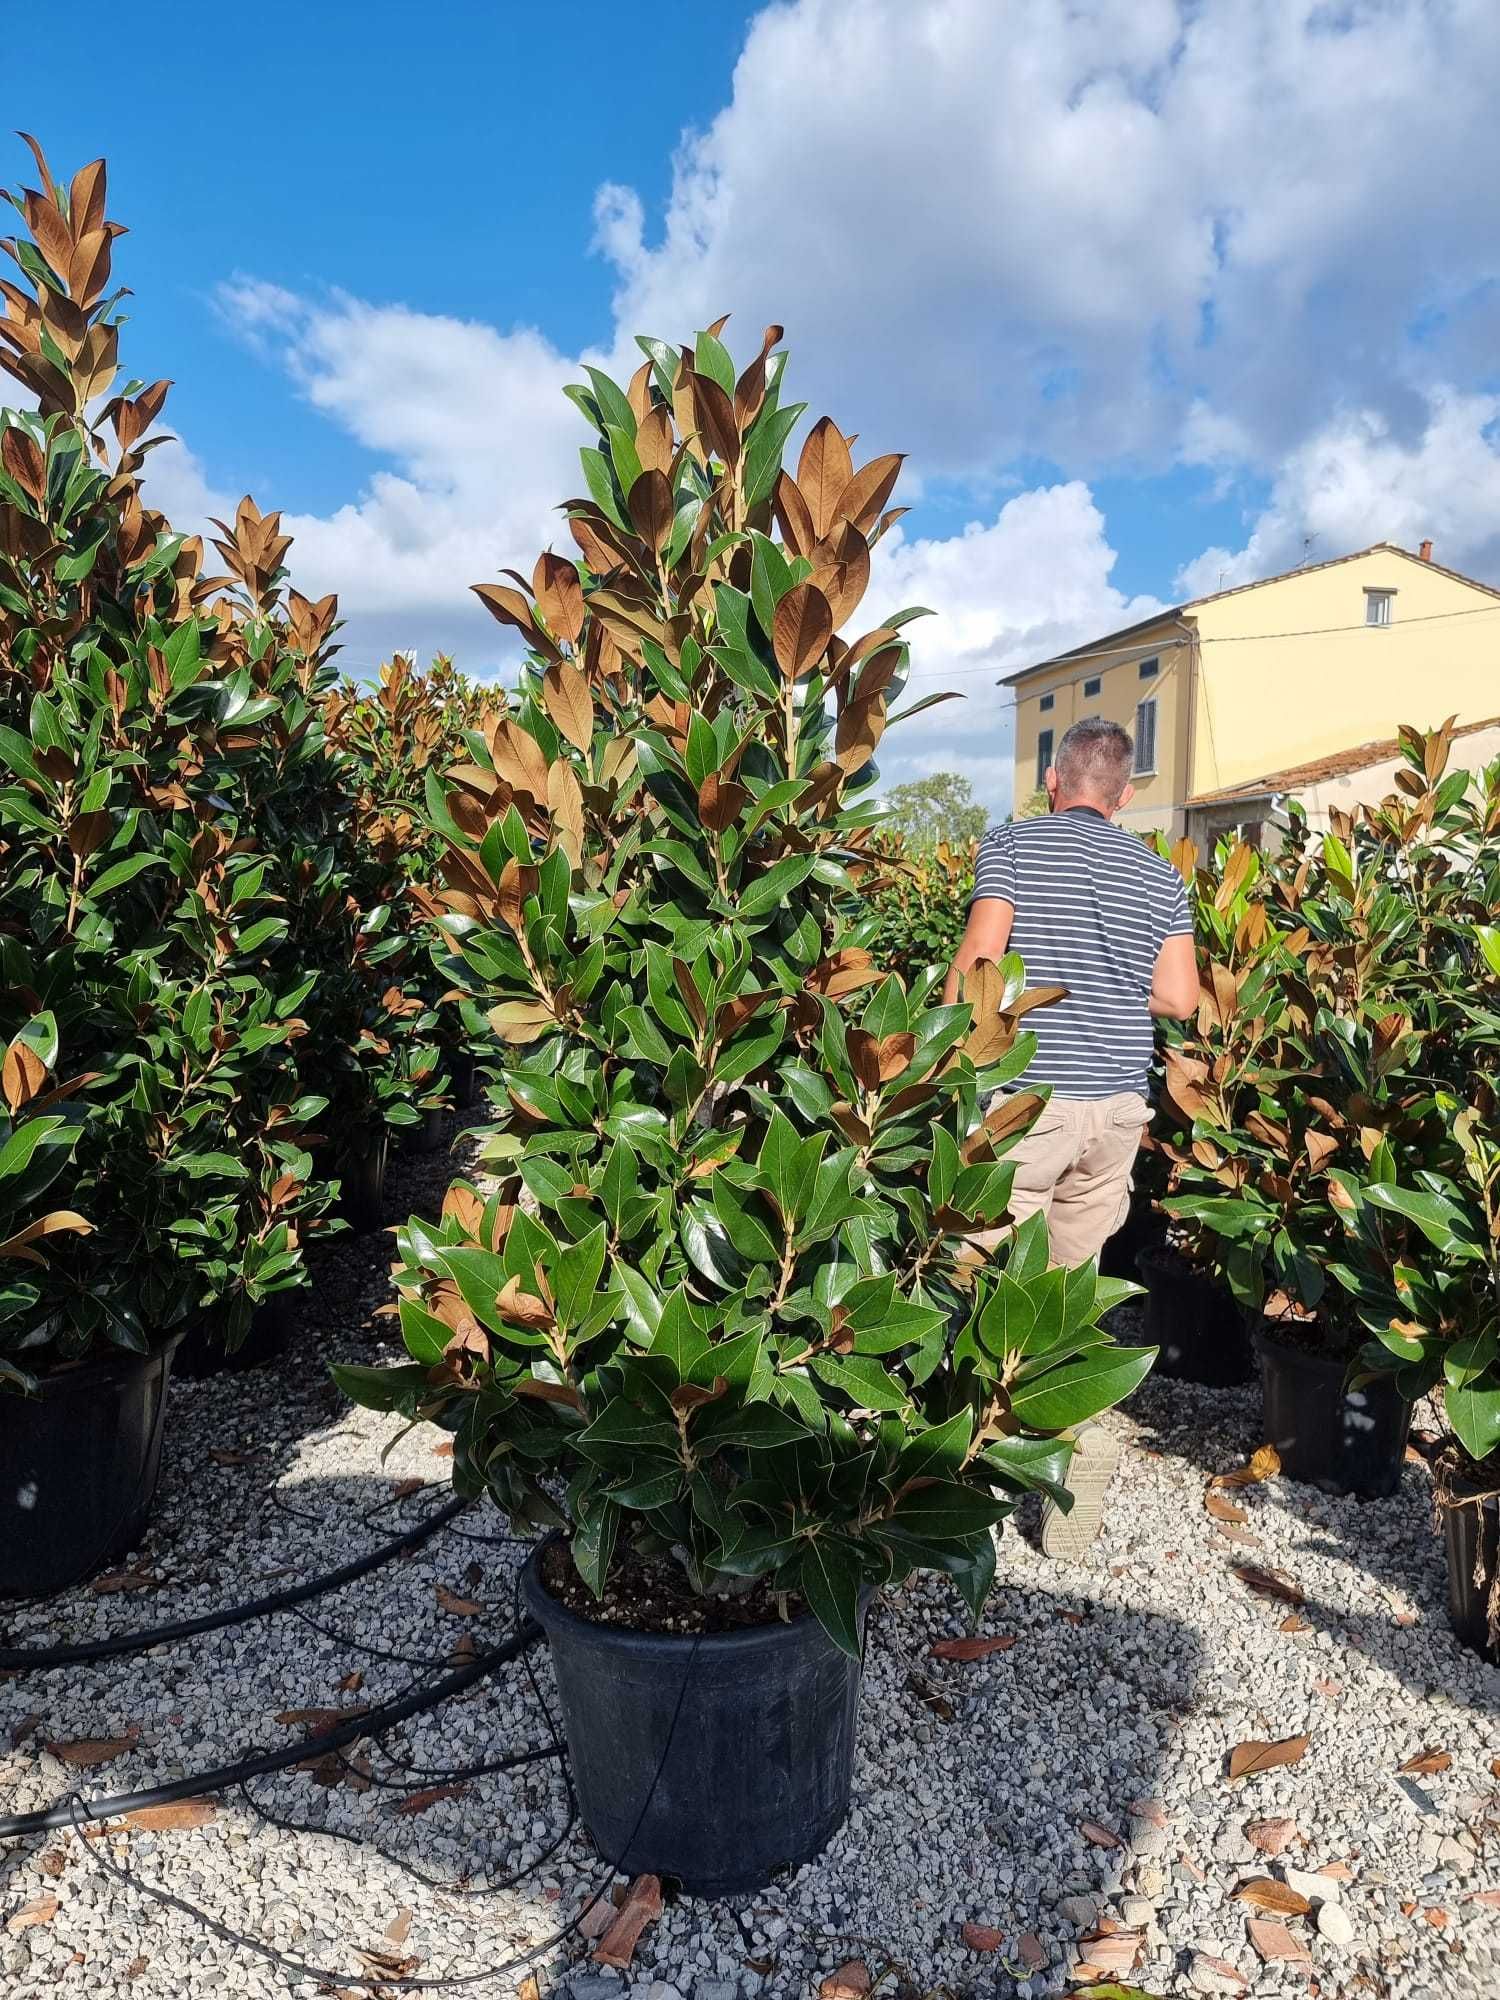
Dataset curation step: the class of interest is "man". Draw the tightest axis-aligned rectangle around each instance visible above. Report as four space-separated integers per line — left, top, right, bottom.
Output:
944 716 1198 1558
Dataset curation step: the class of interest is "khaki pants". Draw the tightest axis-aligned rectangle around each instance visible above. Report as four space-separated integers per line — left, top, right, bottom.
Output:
971 1092 1151 1268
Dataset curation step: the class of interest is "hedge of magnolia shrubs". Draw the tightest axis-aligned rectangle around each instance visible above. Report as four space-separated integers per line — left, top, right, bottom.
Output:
1146 728 1500 1501
0 140 499 1386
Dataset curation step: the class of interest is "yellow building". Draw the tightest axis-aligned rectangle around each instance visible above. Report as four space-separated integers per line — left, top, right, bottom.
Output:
1003 542 1500 839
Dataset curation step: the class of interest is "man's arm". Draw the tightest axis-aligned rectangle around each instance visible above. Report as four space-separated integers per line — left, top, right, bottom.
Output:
1149 931 1198 1018
943 898 1014 1005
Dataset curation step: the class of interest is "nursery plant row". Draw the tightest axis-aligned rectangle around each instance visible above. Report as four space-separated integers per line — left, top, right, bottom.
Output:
4 136 1497 1898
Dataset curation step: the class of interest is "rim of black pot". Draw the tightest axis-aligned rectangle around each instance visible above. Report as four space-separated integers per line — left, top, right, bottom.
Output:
1250 1320 1374 1381
17 1322 192 1400
521 1532 869 1656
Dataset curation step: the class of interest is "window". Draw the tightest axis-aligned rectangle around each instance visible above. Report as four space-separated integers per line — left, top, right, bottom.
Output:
1083 675 1101 696
1133 698 1157 775
1036 728 1054 789
1039 692 1054 712
1365 589 1394 626
1138 657 1159 680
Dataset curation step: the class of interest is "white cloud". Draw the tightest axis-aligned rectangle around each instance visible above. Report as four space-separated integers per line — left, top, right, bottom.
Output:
601 0 1500 476
137 0 1500 771
868 481 1162 816
1175 390 1500 599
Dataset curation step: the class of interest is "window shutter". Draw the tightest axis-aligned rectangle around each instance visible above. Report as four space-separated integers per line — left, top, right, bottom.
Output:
1134 699 1157 774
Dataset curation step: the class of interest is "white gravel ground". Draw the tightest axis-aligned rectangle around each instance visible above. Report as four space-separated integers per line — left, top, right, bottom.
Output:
3 1139 1500 2000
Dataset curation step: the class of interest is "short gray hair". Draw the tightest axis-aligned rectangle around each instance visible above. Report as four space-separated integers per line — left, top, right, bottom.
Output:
1053 717 1134 804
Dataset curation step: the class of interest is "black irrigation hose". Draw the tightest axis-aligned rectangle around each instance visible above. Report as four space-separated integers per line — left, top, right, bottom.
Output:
0 1495 471 1673
0 1620 541 1840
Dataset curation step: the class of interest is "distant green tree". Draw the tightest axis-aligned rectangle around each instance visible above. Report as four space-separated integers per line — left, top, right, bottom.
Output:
879 771 988 849
1012 786 1049 820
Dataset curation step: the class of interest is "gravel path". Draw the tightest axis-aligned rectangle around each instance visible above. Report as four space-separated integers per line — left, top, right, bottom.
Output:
4 1150 1500 2000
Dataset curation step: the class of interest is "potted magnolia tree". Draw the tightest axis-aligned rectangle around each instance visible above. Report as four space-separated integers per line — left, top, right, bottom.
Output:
338 325 1157 1892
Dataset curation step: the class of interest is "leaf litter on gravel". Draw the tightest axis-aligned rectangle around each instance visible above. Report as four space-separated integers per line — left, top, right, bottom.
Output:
1228 1734 1311 1781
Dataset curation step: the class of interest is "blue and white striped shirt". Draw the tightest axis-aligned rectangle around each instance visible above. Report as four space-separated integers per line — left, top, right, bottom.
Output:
970 808 1193 1098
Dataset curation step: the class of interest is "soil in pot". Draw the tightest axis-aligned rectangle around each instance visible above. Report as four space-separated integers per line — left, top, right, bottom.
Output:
448 1052 477 1110
523 1538 868 1895
174 1292 298 1379
336 1132 389 1233
1437 1448 1500 1664
1 1331 186 1599
1253 1320 1412 1499
1137 1243 1254 1386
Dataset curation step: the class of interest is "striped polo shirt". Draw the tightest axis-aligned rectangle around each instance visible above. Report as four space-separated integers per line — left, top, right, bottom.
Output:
970 808 1192 1098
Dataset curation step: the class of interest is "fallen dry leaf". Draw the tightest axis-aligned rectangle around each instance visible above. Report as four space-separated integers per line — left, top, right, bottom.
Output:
44 1731 139 1768
1128 1798 1168 1826
390 1477 425 1499
1394 1609 1418 1627
594 1873 662 1971
960 1922 1004 1951
1398 1748 1451 1776
385 1907 413 1945
519 1979 541 2000
125 1956 148 1978
9 1711 41 1748
1247 1916 1312 1965
431 1440 454 1459
37 1851 65 1880
337 1670 365 1693
1233 1877 1313 1916
1320 1862 1355 1881
5 1893 59 1933
1278 1613 1312 1634
208 1446 261 1467
1312 1678 1342 1698
450 1634 479 1665
122 1801 217 1831
1215 1524 1264 1549
392 1784 465 1816
1229 1735 1311 1781
1016 1933 1047 1971
1468 1890 1500 1908
1232 1563 1306 1607
355 1948 419 1978
275 1706 368 1731
435 1584 485 1617
1422 1906 1449 1929
906 1671 955 1722
1205 1489 1248 1524
819 1964 872 1999
1076 1926 1143 1974
1246 1818 1299 1855
1190 1953 1248 1990
931 1635 1017 1661
90 1567 158 1595
1212 1444 1282 1489
1081 1819 1122 1849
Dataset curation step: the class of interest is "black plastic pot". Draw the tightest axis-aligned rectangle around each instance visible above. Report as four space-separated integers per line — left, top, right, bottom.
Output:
448 1052 477 1110
1136 1244 1254 1386
1441 1470 1500 1664
337 1133 389 1233
173 1293 297 1380
521 1541 869 1895
1 1331 186 1599
1253 1323 1412 1499
402 1105 450 1156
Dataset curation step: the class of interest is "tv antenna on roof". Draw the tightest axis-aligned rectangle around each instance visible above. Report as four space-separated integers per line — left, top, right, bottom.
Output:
1299 533 1317 568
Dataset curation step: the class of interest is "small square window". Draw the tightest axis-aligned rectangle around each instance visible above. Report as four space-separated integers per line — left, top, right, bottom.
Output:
1365 590 1394 626
1138 658 1159 681
1035 728 1054 789
1039 692 1054 713
1083 675 1101 697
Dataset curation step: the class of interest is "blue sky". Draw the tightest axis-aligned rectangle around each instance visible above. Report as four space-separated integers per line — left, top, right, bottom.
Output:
8 1 1500 816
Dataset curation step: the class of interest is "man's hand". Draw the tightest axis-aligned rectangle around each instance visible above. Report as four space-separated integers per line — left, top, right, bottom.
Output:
943 897 1014 1005
1149 932 1198 1018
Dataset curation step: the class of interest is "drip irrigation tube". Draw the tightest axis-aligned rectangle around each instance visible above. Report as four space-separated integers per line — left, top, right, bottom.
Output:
0 1495 471 1673
0 1619 542 1840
